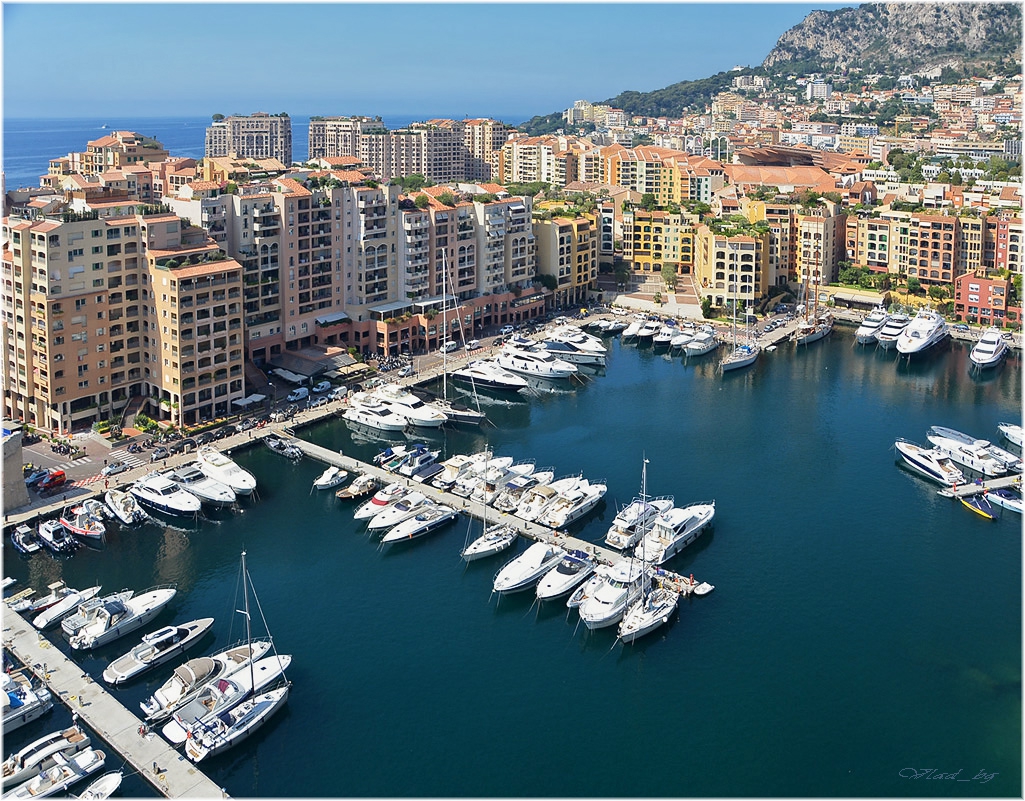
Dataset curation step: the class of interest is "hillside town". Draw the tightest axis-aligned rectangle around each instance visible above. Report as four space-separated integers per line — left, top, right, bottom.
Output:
2 63 1021 438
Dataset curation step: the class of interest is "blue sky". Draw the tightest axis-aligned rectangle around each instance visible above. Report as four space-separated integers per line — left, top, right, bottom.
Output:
4 3 841 122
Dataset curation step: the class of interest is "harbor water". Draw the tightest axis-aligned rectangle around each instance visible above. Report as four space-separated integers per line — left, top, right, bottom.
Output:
3 328 1021 797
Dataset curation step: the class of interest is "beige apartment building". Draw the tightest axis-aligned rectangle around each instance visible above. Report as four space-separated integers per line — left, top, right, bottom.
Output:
693 226 771 311
534 215 598 308
205 113 293 166
308 116 388 160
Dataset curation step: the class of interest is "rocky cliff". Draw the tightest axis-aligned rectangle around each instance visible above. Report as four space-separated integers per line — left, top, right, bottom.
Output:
763 2 1022 74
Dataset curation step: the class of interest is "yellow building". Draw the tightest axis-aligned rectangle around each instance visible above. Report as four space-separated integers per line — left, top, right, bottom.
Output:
622 209 697 281
533 216 598 308
693 224 770 311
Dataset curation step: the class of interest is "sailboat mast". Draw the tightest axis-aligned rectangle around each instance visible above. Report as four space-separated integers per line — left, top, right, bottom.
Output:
242 550 254 691
441 251 448 401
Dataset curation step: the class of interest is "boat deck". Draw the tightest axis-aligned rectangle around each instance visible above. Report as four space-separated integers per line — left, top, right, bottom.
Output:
2 610 227 799
288 438 710 597
936 472 1022 499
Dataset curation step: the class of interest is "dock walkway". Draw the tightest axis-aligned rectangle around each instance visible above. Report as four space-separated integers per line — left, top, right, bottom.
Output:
937 472 1022 499
2 610 227 798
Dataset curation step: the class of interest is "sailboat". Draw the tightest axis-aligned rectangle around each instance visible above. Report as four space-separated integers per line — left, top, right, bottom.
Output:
618 458 679 643
172 551 290 758
791 268 832 346
720 268 759 373
461 453 518 561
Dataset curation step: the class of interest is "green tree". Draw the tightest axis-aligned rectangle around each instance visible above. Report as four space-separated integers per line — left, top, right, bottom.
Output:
701 296 713 319
212 113 224 122
907 276 921 294
437 191 456 207
414 194 430 210
661 263 677 290
927 285 949 301
535 273 557 290
640 193 657 211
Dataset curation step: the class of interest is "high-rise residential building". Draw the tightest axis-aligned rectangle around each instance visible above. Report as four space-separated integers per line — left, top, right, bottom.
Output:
533 216 597 308
794 201 845 288
463 119 511 182
693 226 770 311
307 116 387 160
205 113 293 166
621 209 697 281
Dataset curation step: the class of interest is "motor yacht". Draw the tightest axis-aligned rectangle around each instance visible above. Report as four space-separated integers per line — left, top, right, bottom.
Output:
855 306 890 344
635 319 661 342
194 447 257 496
515 475 582 522
3 747 105 799
927 425 1019 474
604 496 675 550
578 559 648 629
61 590 134 637
430 452 489 492
874 312 910 349
969 327 1009 370
637 501 717 565
895 308 949 356
894 439 966 487
343 394 410 432
535 549 595 601
987 487 1022 514
997 422 1023 447
685 326 719 356
491 471 554 514
381 504 458 543
166 465 236 508
469 461 534 505
312 465 348 491
492 541 566 594
101 618 215 686
371 384 448 428
335 473 379 500
2 726 90 789
621 316 645 340
450 359 529 392
396 445 440 478
353 482 408 520
497 342 577 379
2 671 53 734
69 585 178 650
670 330 695 351
535 338 607 367
652 325 675 349
536 478 607 529
367 491 433 532
104 489 146 525
31 586 101 630
10 524 42 555
129 473 202 517
451 455 513 498
567 566 609 610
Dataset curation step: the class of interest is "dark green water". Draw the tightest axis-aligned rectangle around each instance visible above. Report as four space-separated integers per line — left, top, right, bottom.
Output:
4 329 1021 797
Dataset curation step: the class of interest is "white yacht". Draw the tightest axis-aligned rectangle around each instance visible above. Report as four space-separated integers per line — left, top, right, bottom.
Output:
366 491 433 532
546 325 607 354
451 455 513 498
62 590 135 638
166 465 236 508
461 524 518 562
652 325 675 349
129 473 202 517
450 359 528 392
430 452 488 492
31 585 101 630
618 581 680 644
895 308 949 356
468 460 533 505
670 329 695 350
343 394 409 432
894 439 966 487
621 315 646 340
312 465 348 490
194 447 257 496
381 504 458 543
637 501 717 565
69 585 178 650
535 549 595 601
792 311 833 346
371 384 448 428
515 475 582 522
184 684 290 764
2 671 53 734
493 541 566 594
103 489 146 525
536 478 607 529
635 319 661 342
4 747 105 799
578 559 647 629
101 618 215 686
720 342 759 372
927 425 1019 474
987 487 1023 515
969 327 1009 370
997 422 1023 447
353 482 407 521
874 312 910 350
497 342 578 379
685 326 719 356
535 338 607 367
604 496 675 550
1 725 91 789
491 471 554 513
855 306 890 344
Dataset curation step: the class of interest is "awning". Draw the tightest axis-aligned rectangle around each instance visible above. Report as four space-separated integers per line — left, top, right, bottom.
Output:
830 290 891 307
232 394 267 408
315 311 349 326
268 368 308 384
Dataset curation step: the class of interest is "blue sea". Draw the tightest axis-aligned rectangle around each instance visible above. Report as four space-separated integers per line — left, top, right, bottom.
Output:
2 332 1021 798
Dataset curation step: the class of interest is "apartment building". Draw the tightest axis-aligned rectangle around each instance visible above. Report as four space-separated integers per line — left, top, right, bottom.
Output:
794 201 846 288
205 113 293 166
534 216 597 308
953 271 1019 326
846 215 895 274
621 209 697 280
463 119 511 182
742 200 799 287
307 116 387 160
693 226 771 311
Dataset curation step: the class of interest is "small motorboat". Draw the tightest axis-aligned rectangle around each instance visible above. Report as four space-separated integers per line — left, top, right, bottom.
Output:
80 499 113 522
166 464 236 508
10 524 42 555
335 473 378 500
960 494 997 520
1 725 91 789
380 504 458 543
461 524 518 562
353 482 407 520
32 586 102 630
62 590 135 638
566 567 608 610
536 549 595 601
75 770 123 801
37 520 79 555
264 433 303 460
59 506 106 541
69 585 178 650
8 581 73 614
2 671 54 734
104 489 147 525
986 487 1022 514
102 617 215 685
997 422 1023 448
493 542 566 594
312 465 348 491
3 747 105 799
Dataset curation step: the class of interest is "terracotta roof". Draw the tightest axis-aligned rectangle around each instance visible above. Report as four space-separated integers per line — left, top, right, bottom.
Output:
166 260 242 280
187 180 223 191
725 165 830 188
274 177 311 198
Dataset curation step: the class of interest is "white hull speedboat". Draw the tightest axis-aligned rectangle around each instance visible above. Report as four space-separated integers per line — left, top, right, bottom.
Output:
969 327 1009 370
618 586 680 643
652 326 675 349
855 306 889 344
312 465 348 490
621 319 643 340
381 504 458 543
927 426 1020 473
354 482 407 520
62 590 135 638
636 320 661 342
371 385 448 428
451 456 513 498
536 338 606 367
102 618 215 686
343 396 409 431
461 524 518 562
451 359 529 392
161 653 292 745
367 491 432 532
684 327 719 356
493 542 566 594
9 581 73 614
720 343 759 372
59 506 105 541
166 465 236 508
104 489 146 525
537 479 607 529
336 473 379 500
4 747 105 799
468 461 532 505
874 313 910 349
184 685 290 763
567 567 608 610
491 472 554 514
31 586 101 630
2 672 54 734
497 344 577 379
195 447 257 496
75 770 123 801
896 308 949 356
536 549 595 601
2 725 90 789
604 496 675 550
515 475 582 523
10 524 42 555
70 586 178 650
792 312 833 346
987 487 1023 514
637 502 717 565
997 422 1023 447
894 439 966 487
396 445 440 478
578 559 647 630
430 453 488 492
140 640 273 723
129 474 202 517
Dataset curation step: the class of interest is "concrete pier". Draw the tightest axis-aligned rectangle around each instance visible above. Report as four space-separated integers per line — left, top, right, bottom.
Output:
936 472 1022 499
2 610 227 798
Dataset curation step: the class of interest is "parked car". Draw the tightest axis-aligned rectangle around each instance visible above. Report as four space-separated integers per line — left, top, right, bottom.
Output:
499 324 515 335
101 460 132 477
38 470 67 492
952 323 970 333
309 396 329 409
195 431 215 445
212 427 233 440
150 446 170 462
287 387 310 402
179 437 198 451
397 365 414 377
235 418 256 433
312 380 332 393
24 468 50 487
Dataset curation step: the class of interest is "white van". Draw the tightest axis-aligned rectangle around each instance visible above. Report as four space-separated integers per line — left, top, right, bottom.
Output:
441 341 459 353
287 387 310 402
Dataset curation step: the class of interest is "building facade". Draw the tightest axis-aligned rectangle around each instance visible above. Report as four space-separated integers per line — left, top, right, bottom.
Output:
205 113 293 166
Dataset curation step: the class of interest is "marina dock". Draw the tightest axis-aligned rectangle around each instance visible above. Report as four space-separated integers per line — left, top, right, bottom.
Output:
2 609 227 798
936 472 1022 499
